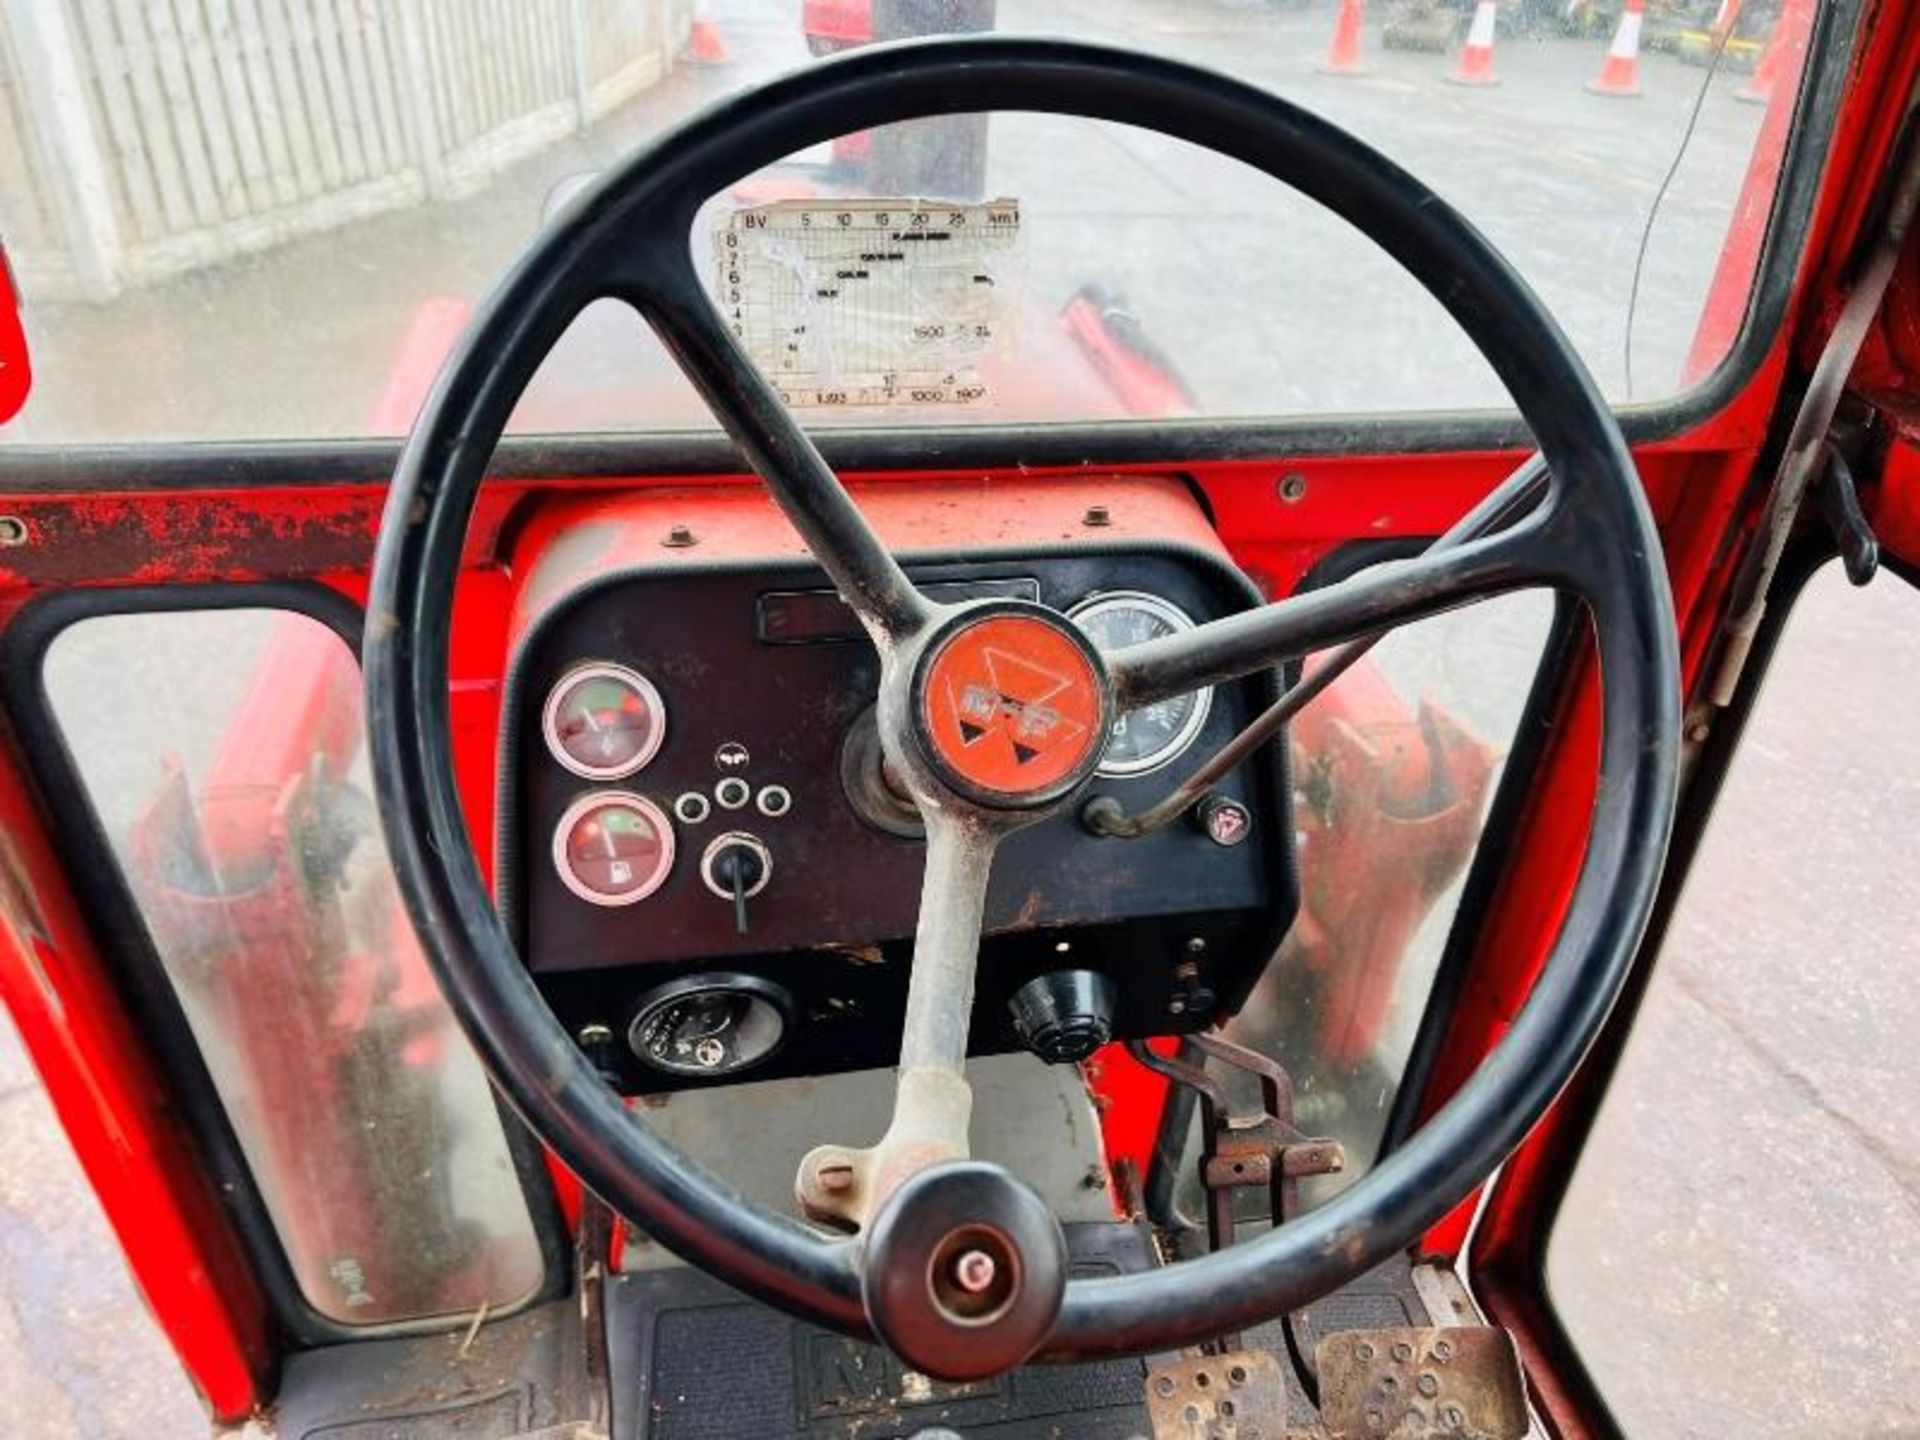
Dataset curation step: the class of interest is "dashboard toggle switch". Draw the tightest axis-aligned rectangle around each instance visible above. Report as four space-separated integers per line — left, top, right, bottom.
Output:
700 832 772 935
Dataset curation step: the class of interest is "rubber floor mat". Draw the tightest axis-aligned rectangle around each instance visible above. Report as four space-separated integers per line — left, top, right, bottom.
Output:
608 1222 1162 1439
607 1228 1424 1439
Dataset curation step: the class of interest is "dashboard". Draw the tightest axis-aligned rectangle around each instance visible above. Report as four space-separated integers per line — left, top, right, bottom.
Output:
502 490 1297 1093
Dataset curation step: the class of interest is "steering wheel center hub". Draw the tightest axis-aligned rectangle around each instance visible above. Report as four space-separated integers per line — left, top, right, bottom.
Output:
912 608 1110 806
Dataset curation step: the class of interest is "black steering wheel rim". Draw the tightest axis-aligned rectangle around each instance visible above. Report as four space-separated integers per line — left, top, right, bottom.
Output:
365 35 1680 1357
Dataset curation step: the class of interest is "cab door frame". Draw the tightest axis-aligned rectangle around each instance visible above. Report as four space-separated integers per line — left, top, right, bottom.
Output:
1457 7 1920 1431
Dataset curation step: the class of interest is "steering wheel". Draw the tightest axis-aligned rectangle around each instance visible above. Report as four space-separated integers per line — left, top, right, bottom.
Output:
365 37 1680 1380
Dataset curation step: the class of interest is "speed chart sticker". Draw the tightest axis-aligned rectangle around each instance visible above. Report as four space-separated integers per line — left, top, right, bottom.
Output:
714 198 1021 408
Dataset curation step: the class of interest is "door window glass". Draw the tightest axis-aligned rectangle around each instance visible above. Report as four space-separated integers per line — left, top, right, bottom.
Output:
1180 584 1556 1211
44 608 545 1327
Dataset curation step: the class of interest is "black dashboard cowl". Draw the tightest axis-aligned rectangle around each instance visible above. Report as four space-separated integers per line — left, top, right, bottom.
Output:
498 542 1298 1092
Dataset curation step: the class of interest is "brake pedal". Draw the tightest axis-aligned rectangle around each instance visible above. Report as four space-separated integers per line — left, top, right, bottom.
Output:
1315 1326 1528 1438
1144 1328 1529 1439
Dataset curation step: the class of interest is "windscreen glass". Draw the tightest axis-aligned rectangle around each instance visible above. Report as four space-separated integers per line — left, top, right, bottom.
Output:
0 0 1833 444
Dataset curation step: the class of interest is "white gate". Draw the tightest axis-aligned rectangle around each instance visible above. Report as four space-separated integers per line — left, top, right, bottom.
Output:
0 0 690 299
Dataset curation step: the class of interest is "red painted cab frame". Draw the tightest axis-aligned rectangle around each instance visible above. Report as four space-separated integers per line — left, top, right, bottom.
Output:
0 243 30 425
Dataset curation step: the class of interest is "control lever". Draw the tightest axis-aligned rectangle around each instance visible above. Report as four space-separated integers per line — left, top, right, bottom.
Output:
1816 440 1879 587
720 850 752 933
1128 1034 1345 1403
700 833 771 935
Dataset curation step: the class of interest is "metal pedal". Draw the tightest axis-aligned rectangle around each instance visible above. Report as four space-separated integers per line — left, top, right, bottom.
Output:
1144 1349 1291 1439
1315 1327 1528 1439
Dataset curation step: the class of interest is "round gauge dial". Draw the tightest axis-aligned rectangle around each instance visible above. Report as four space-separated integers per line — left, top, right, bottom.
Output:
542 663 667 780
1068 592 1214 777
552 792 675 906
628 975 790 1077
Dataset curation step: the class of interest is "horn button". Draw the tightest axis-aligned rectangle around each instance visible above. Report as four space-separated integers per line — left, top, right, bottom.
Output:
912 607 1111 807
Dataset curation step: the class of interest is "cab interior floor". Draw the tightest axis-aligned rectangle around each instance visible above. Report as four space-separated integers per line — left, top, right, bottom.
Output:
271 1292 598 1440
265 1225 1433 1438
607 1222 1433 1439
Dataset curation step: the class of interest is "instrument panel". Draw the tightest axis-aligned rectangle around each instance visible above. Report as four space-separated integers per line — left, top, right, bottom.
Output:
506 545 1295 1092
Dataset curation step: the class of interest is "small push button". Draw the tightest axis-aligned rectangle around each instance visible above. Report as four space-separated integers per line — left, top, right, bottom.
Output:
714 775 752 810
1195 793 1252 847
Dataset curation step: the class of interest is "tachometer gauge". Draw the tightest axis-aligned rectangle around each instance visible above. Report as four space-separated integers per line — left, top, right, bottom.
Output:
628 975 790 1077
1068 592 1214 777
542 663 667 780
553 792 675 906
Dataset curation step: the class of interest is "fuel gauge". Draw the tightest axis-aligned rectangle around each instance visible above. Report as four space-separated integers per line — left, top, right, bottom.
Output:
553 792 675 906
542 663 667 780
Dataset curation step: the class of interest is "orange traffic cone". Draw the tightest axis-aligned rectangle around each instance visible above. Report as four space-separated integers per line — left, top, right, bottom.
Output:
1737 0 1811 106
1319 0 1367 76
1448 0 1499 87
686 0 730 66
1587 0 1645 97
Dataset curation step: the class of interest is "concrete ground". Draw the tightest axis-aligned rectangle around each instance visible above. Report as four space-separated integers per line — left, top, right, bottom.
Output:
1550 565 1920 1439
0 1017 208 1437
3 2 1915 1438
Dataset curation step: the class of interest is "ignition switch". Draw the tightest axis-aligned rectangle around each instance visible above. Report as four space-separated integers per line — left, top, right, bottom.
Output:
700 832 772 935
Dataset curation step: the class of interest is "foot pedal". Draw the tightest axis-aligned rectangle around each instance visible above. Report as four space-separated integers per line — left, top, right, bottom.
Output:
1316 1327 1527 1439
1144 1349 1291 1439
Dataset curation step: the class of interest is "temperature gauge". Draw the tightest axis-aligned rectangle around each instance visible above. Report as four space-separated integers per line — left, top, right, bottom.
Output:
1069 592 1214 777
542 663 667 780
628 974 791 1077
553 792 675 906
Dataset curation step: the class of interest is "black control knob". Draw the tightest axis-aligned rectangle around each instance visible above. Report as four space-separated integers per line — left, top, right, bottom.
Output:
699 833 772 935
862 1160 1067 1381
1009 969 1116 1064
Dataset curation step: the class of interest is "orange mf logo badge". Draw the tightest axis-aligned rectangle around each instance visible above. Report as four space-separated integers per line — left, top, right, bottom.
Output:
920 614 1105 797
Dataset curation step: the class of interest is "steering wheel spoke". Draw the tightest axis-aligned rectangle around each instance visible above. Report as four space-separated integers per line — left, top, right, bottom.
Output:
620 258 931 646
797 808 1004 1230
1109 495 1562 712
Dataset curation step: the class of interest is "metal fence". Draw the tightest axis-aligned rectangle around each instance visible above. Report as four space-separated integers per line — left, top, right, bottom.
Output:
0 0 690 300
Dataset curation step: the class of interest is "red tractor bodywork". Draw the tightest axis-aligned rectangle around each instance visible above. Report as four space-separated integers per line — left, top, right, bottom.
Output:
804 0 873 54
0 247 27 426
1291 666 1497 1071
